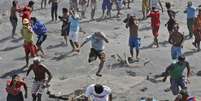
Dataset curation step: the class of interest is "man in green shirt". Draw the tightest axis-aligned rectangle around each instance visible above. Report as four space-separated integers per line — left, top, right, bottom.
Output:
163 55 191 95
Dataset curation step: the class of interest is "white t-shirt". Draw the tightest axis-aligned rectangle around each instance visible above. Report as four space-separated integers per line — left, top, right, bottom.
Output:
85 84 112 101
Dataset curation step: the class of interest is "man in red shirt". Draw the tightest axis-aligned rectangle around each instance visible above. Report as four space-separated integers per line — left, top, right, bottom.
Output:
147 7 160 48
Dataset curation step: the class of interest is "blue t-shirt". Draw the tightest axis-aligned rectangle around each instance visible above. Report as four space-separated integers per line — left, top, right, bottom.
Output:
186 6 197 19
32 20 47 37
69 16 80 32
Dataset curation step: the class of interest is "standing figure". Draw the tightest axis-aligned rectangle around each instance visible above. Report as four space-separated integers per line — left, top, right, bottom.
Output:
79 0 87 19
21 18 37 67
192 7 201 51
26 57 52 101
41 0 47 9
49 0 59 21
31 17 48 56
116 0 124 17
147 7 160 48
184 1 197 38
87 0 97 20
59 8 70 45
10 1 20 38
102 0 112 18
80 32 109 77
142 0 150 19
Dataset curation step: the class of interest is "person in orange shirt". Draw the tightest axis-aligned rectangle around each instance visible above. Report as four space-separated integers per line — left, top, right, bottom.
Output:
147 7 160 48
193 7 201 51
6 75 28 101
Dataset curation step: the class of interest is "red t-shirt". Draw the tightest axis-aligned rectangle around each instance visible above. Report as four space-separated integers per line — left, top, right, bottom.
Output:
148 11 160 27
6 80 25 95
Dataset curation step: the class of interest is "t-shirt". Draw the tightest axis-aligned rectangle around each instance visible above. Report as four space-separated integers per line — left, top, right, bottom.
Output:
6 80 25 95
185 6 197 19
69 16 80 32
85 33 106 51
85 84 111 101
21 25 34 43
148 11 160 27
32 20 47 36
169 63 186 79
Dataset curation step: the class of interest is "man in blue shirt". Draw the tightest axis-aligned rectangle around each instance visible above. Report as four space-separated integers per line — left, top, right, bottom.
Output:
68 11 80 52
184 1 197 38
79 32 109 77
31 17 47 56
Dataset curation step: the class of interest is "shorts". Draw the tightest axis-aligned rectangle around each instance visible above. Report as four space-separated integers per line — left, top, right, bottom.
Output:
116 0 123 10
88 48 106 63
32 80 45 95
36 35 47 46
69 31 79 42
170 77 187 95
129 36 140 49
171 46 182 60
23 42 37 57
152 25 160 37
102 0 112 11
7 92 24 101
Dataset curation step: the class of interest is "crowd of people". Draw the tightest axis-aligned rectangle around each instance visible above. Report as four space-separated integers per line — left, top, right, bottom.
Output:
4 0 201 101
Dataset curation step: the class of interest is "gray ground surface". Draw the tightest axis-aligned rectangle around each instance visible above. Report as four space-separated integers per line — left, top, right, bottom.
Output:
0 0 201 101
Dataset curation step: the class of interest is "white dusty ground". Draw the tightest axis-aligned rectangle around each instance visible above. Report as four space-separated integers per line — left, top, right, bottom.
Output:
0 0 201 101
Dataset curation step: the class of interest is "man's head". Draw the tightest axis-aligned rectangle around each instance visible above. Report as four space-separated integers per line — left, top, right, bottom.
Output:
187 1 192 7
30 17 37 24
94 84 104 94
23 18 30 25
165 2 171 9
62 8 68 14
28 1 35 7
33 57 41 65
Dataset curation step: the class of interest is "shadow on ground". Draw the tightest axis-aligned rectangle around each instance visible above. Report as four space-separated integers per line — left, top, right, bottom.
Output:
0 66 27 78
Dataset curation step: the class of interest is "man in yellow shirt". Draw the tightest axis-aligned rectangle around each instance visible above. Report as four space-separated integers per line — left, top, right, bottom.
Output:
21 18 37 67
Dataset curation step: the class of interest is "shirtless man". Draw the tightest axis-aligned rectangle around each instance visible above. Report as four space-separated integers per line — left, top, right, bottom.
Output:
79 32 109 77
124 14 140 60
87 0 97 20
10 0 20 39
26 57 52 101
168 24 184 62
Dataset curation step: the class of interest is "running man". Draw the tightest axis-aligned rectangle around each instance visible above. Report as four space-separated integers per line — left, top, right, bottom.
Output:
168 24 184 62
192 7 201 51
85 84 112 101
41 0 47 9
87 0 97 20
184 1 197 38
10 0 20 39
58 8 70 45
102 0 112 18
26 57 52 101
79 32 109 77
147 7 160 48
162 55 191 95
79 0 87 19
165 2 177 37
149 0 163 12
142 0 150 19
30 17 48 56
6 75 28 101
124 14 140 60
49 0 59 21
68 11 80 52
21 18 37 67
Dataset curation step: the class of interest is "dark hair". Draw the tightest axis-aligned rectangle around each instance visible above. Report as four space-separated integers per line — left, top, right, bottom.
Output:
31 17 37 23
165 2 171 9
152 7 156 11
11 74 18 80
12 1 17 7
62 8 68 13
28 1 35 6
94 84 104 94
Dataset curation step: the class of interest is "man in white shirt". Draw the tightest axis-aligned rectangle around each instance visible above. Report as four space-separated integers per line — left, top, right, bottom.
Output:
85 84 112 101
149 0 163 12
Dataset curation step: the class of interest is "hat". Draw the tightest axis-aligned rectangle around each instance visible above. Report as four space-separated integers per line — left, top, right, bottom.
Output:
33 57 41 63
23 18 29 24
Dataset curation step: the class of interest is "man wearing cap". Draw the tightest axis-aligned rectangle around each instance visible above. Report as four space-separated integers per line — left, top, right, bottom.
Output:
168 23 184 62
192 7 201 51
124 13 140 60
21 18 37 67
26 57 52 101
85 84 112 101
184 1 197 38
162 55 191 95
79 32 109 77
